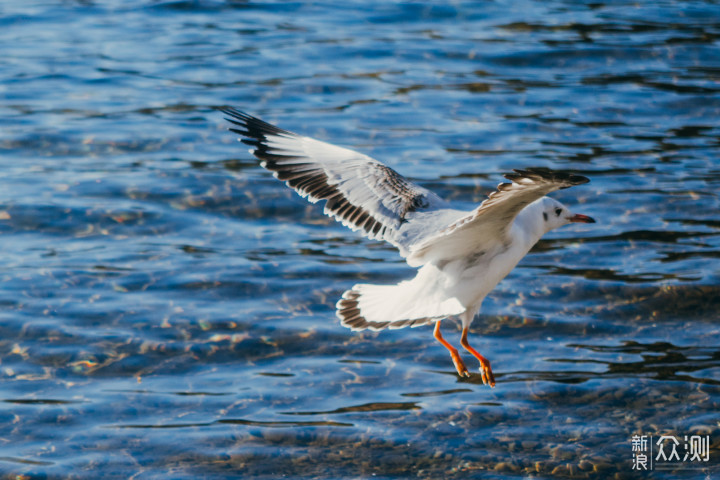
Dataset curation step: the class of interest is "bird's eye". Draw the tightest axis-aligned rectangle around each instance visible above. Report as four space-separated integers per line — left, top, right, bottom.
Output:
555 208 562 216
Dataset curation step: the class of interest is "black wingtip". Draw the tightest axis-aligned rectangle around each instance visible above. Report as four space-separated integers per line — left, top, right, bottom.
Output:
219 107 296 140
218 106 252 124
504 167 590 187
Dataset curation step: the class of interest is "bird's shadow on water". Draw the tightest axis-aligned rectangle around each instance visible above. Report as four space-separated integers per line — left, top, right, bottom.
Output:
494 341 720 387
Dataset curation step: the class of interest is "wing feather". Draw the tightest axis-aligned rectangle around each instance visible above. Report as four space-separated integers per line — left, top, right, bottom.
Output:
408 168 589 264
221 108 447 250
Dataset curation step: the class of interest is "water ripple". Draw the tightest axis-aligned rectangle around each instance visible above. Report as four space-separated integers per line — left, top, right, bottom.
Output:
1 0 719 478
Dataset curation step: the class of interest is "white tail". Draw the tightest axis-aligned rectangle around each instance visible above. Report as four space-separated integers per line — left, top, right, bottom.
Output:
336 266 466 331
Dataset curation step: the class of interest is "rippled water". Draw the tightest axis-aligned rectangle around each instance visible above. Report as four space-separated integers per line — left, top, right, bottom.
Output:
1 1 719 479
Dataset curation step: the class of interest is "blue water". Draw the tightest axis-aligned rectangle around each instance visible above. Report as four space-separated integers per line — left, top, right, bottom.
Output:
1 1 719 478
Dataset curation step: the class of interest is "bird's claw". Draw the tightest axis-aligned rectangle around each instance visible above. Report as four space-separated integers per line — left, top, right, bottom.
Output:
451 356 470 378
479 360 496 388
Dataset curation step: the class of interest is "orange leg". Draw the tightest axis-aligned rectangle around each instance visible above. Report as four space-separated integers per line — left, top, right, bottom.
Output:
460 326 495 387
433 321 469 377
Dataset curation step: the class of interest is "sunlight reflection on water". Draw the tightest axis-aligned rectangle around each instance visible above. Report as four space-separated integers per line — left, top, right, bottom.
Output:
0 0 718 478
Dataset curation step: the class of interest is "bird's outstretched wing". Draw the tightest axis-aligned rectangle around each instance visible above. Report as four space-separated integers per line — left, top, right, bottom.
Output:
221 108 447 250
408 168 589 265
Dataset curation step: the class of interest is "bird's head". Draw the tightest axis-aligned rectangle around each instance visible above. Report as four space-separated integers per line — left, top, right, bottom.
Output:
538 197 595 233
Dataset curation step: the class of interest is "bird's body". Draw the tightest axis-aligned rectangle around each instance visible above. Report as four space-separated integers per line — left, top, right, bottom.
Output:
221 108 595 386
340 210 539 330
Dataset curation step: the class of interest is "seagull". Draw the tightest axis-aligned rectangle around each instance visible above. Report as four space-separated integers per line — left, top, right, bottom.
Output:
220 107 595 387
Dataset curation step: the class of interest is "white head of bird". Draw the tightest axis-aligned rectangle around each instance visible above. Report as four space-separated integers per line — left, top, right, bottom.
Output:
527 197 595 236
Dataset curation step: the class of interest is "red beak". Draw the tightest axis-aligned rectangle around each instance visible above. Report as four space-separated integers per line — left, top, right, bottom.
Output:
569 213 595 224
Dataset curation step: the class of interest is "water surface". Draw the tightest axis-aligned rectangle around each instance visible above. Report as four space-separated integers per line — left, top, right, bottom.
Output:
1 1 719 478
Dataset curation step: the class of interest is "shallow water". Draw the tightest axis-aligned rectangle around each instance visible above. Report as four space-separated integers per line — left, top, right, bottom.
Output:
1 1 719 478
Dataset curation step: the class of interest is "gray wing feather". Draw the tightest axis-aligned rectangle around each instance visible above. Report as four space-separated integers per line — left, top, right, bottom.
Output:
408 168 589 265
221 108 447 254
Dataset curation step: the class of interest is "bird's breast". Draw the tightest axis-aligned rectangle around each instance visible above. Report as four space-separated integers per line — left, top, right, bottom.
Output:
441 239 530 307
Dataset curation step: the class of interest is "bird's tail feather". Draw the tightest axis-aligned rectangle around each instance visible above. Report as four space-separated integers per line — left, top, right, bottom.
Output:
336 277 465 331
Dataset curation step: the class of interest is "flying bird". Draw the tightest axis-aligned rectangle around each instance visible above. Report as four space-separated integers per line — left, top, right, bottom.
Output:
221 107 594 387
